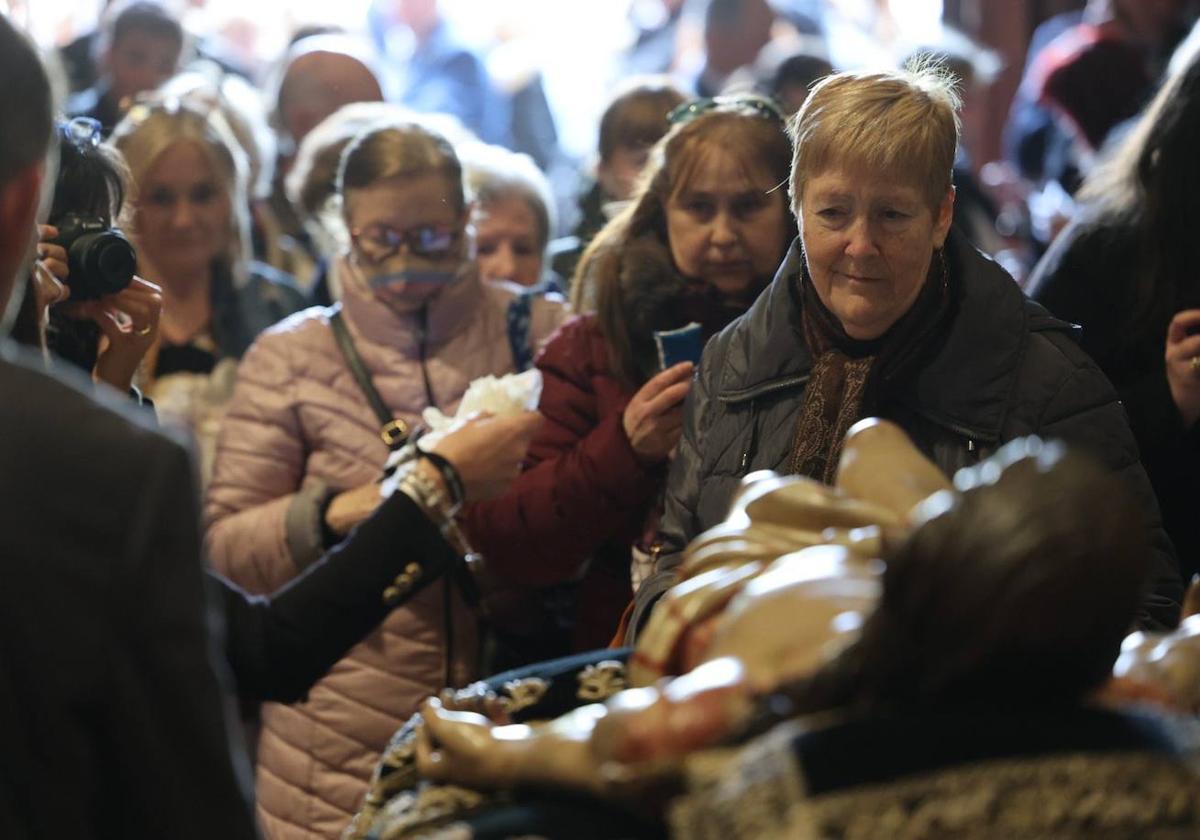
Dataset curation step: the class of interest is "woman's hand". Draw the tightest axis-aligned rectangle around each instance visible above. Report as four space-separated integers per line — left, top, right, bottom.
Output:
36 225 69 282
428 411 543 502
1165 309 1200 429
67 277 164 393
325 481 389 536
622 362 694 463
326 412 541 535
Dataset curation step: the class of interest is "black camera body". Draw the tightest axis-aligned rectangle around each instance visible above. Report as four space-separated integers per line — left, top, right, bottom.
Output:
49 214 137 301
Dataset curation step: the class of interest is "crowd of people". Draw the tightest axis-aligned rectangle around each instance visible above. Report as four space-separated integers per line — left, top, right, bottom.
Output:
3 0 1200 838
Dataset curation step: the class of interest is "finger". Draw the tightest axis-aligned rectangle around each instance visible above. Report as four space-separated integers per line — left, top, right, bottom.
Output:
37 224 58 241
1168 334 1200 362
414 721 445 778
1167 309 1200 342
113 279 165 305
37 244 68 265
641 380 692 418
657 415 685 437
92 309 129 340
635 362 695 402
109 298 158 331
42 259 70 282
129 275 163 295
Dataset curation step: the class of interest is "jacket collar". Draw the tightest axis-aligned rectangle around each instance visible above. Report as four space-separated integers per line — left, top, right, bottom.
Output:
716 229 1075 442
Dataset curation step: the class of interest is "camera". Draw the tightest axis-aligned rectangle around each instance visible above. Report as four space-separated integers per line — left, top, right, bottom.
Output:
49 213 137 301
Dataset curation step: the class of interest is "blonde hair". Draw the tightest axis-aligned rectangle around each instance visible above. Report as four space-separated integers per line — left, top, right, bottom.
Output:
158 66 277 200
789 63 961 212
110 97 253 285
338 121 464 216
459 142 556 250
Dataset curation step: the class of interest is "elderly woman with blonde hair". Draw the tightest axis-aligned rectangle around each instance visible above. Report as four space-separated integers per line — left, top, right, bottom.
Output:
629 64 1185 637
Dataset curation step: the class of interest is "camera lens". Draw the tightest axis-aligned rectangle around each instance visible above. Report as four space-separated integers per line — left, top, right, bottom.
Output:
69 230 137 300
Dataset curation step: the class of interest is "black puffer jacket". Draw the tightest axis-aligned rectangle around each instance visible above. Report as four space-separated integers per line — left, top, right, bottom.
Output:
1028 212 1200 582
629 230 1183 635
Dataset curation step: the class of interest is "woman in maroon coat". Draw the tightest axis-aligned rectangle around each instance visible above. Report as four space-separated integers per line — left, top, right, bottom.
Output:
462 97 795 653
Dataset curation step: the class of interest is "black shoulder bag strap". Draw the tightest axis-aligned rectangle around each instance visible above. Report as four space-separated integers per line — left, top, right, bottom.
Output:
328 303 409 450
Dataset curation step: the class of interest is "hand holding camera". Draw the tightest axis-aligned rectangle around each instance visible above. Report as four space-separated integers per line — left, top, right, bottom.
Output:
39 219 162 393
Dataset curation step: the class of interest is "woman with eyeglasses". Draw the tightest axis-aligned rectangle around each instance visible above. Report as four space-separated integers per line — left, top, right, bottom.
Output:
459 96 794 658
108 99 308 482
627 65 1185 642
203 120 565 839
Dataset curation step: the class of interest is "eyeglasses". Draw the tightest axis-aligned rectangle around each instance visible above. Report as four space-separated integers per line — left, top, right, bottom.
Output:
667 95 786 126
60 117 103 151
350 223 461 264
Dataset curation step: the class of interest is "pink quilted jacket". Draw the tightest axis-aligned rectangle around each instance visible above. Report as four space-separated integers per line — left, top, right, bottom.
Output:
204 261 565 839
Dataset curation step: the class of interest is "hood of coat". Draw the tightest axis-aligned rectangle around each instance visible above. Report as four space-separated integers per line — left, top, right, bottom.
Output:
715 228 1079 442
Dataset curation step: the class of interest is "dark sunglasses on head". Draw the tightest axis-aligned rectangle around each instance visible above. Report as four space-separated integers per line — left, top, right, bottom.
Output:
60 116 103 151
350 223 460 263
667 95 786 126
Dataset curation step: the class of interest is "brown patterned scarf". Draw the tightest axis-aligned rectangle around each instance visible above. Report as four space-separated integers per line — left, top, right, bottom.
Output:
789 251 952 484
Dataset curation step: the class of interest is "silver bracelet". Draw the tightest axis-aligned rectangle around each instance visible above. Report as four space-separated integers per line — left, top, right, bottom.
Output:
393 461 474 555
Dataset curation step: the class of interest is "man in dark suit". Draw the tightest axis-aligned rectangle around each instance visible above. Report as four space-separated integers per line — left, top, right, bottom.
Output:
0 15 262 838
0 14 539 837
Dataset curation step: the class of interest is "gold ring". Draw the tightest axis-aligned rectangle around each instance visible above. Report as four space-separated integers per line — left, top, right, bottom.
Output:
1191 356 1200 374
135 325 153 336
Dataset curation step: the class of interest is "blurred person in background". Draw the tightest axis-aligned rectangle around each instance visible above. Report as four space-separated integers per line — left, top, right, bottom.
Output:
549 77 687 286
1028 32 1200 582
690 0 777 97
460 142 564 295
464 96 793 660
370 0 511 146
754 36 833 115
109 98 306 483
66 0 185 136
205 120 565 838
262 32 386 290
1006 0 1192 204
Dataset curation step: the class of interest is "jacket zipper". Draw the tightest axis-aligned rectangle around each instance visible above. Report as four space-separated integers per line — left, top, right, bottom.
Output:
739 398 759 473
417 304 436 408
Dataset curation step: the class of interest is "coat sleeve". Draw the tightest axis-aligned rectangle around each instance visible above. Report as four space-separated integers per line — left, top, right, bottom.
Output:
205 329 321 595
218 491 459 704
460 321 664 586
1035 356 1184 631
623 332 721 642
110 437 258 839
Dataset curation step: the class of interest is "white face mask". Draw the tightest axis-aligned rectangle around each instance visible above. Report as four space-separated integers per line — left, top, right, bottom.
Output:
365 266 464 290
342 250 472 317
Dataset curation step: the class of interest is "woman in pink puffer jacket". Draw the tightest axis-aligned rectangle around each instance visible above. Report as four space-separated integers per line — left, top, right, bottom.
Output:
204 122 565 839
